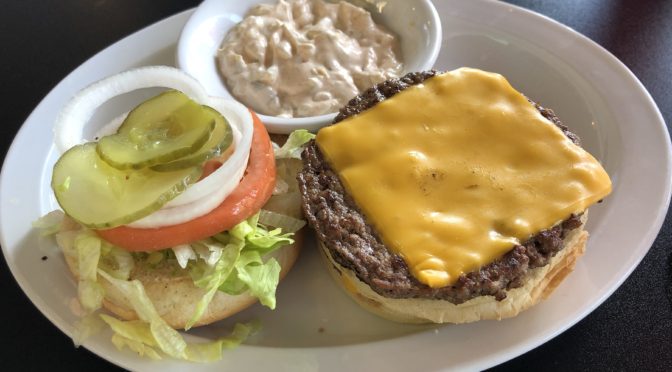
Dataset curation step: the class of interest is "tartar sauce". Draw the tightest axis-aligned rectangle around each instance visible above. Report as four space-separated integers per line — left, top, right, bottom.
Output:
216 0 403 118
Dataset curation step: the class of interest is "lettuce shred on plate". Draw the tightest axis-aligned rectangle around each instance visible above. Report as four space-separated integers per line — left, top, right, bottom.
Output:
33 130 314 362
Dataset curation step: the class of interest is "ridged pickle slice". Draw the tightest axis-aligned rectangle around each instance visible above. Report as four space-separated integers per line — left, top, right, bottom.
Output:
152 106 233 171
96 90 214 170
52 142 202 229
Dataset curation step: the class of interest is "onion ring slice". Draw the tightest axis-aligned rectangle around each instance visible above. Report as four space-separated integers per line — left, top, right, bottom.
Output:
96 111 276 251
54 66 209 154
52 66 255 229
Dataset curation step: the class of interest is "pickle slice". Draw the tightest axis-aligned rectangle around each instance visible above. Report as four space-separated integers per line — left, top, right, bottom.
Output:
52 142 202 229
96 90 214 170
151 106 233 171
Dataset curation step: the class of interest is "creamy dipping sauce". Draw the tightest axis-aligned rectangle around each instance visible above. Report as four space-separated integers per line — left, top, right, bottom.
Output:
216 0 403 118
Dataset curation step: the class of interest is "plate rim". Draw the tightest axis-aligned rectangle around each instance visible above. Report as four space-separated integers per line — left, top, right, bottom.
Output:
1 1 670 371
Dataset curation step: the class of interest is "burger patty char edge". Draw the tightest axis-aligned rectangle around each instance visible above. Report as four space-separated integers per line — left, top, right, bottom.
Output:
297 70 583 304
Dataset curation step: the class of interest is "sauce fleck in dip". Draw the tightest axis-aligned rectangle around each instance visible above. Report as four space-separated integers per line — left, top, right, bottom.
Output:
216 0 403 118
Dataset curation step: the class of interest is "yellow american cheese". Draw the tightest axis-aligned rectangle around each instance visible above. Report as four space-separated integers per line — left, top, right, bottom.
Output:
315 68 612 288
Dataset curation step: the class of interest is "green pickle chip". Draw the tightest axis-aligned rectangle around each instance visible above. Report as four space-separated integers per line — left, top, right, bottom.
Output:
52 143 202 229
152 106 233 172
51 90 236 228
97 90 215 170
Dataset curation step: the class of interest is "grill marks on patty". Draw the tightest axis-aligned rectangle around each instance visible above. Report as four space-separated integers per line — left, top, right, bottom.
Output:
297 70 583 304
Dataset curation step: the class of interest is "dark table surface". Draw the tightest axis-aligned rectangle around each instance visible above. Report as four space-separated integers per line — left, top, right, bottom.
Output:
1 0 671 370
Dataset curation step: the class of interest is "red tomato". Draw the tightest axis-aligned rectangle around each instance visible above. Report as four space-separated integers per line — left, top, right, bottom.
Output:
96 110 276 251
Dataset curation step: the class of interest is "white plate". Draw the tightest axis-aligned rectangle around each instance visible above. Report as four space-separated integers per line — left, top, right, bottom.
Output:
1 0 670 371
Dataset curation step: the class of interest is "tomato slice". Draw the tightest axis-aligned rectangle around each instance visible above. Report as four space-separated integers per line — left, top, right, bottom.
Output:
96 110 276 251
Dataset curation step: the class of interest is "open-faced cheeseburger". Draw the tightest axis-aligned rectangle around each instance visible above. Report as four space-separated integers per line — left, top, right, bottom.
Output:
298 68 612 323
38 66 313 361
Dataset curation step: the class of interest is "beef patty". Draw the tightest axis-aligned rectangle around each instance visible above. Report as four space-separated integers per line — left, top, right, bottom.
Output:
297 70 583 304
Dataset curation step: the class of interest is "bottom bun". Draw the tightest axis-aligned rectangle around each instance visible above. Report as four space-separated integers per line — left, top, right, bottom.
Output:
63 231 302 329
60 146 305 329
320 224 587 324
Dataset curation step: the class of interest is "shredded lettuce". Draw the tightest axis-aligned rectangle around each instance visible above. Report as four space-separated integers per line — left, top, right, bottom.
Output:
75 231 104 313
187 240 242 330
100 304 167 361
230 215 256 240
100 313 258 362
98 242 134 280
101 314 159 349
187 212 295 325
173 243 197 269
112 333 163 360
72 312 106 347
194 240 224 266
182 212 296 327
32 210 65 236
273 129 315 159
259 209 305 233
54 229 78 261
98 270 188 358
184 322 259 362
218 271 248 295
247 226 295 252
37 159 303 361
235 251 281 308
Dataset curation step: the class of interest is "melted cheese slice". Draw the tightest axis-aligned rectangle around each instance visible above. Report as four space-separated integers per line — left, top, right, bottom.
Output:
316 68 612 288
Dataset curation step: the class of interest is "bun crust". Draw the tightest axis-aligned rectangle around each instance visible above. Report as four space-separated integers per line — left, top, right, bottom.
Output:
62 231 302 329
319 224 587 324
60 152 305 329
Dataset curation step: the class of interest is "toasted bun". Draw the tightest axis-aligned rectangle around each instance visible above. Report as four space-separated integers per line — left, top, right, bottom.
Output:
59 136 305 329
62 231 302 329
319 222 587 324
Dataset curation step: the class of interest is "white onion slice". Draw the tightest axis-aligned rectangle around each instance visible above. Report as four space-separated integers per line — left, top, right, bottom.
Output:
53 66 256 230
54 66 209 154
95 111 129 138
163 97 252 208
127 99 253 228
